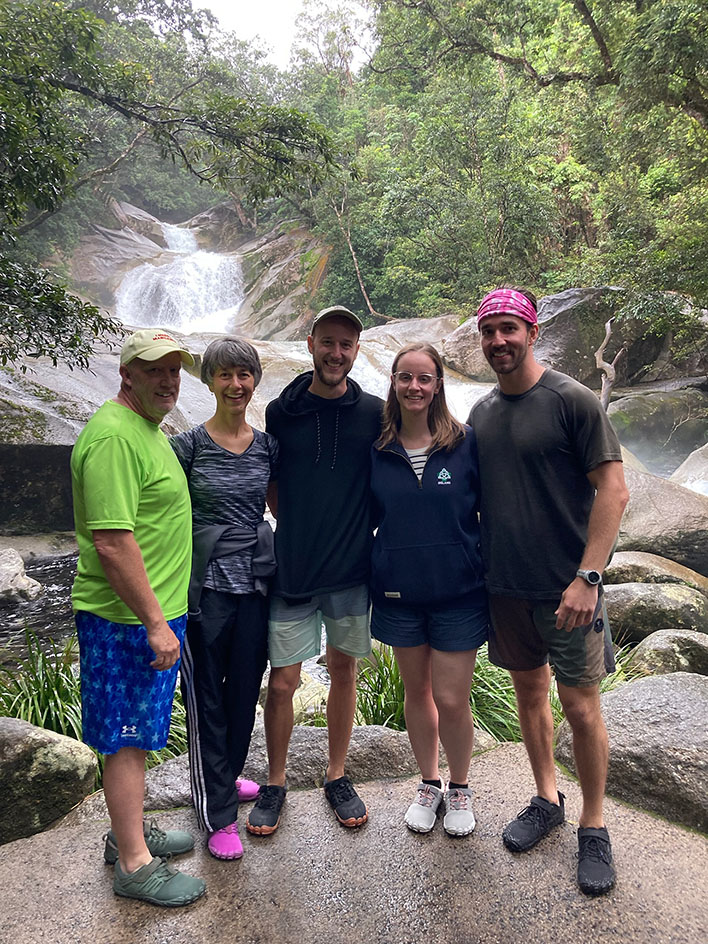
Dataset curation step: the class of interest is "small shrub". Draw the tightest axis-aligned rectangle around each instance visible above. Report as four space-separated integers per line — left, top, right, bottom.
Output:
356 645 406 729
0 630 188 787
469 647 522 743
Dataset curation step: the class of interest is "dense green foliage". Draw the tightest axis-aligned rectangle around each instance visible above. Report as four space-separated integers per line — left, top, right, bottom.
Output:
0 631 188 787
286 0 708 323
3 0 706 354
0 0 334 367
355 642 642 743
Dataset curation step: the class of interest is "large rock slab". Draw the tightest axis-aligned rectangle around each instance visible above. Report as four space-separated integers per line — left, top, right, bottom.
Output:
0 717 97 844
608 388 708 475
71 224 166 305
626 630 708 677
61 720 498 823
230 226 330 340
185 200 253 252
555 673 708 830
670 441 708 497
604 551 708 601
618 467 708 577
604 582 708 641
0 547 42 601
442 320 496 382
6 744 707 944
440 286 686 389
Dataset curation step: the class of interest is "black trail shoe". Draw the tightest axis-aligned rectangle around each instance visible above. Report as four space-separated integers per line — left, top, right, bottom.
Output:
502 793 565 852
324 775 368 827
246 784 287 836
577 826 616 896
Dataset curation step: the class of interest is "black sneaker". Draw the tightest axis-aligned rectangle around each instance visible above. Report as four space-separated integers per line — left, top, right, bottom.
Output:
502 793 565 852
245 784 287 836
577 826 616 896
323 775 368 828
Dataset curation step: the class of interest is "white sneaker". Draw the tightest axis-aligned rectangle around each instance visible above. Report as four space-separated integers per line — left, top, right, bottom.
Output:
404 783 444 833
443 786 476 836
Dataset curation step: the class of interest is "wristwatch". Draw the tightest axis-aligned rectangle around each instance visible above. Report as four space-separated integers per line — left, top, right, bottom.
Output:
577 569 602 585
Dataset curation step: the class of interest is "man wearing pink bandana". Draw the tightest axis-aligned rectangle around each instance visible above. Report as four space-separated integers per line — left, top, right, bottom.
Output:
468 287 629 896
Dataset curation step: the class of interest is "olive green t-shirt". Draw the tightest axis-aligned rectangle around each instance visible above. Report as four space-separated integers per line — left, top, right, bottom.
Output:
71 400 191 622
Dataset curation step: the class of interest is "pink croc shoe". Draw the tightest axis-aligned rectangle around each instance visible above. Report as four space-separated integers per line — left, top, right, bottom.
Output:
208 822 243 860
235 778 260 802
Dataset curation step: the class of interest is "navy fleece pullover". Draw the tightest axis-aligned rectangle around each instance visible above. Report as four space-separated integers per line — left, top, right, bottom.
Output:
370 430 485 606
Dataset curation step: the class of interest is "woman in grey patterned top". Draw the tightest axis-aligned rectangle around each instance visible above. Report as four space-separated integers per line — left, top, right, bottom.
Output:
171 337 278 861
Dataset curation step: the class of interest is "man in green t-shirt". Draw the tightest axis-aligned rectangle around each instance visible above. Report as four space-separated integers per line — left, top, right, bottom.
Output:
71 329 205 907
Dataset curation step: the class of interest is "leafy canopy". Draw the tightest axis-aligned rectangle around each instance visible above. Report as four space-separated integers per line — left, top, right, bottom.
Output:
0 0 337 368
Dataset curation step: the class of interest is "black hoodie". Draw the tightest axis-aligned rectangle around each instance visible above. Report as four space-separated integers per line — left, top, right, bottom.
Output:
265 371 383 601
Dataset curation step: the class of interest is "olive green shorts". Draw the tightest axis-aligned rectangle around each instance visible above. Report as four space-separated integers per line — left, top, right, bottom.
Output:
487 590 614 687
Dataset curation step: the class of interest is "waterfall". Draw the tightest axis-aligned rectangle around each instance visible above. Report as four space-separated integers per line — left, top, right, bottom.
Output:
115 223 245 334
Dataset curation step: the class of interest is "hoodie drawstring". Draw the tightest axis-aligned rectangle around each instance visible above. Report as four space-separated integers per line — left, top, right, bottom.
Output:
314 410 340 469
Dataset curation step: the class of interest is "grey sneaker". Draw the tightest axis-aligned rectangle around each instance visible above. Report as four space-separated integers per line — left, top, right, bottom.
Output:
443 787 476 836
404 783 444 833
113 856 206 907
577 826 616 896
246 784 287 836
104 819 195 865
324 774 368 827
502 793 565 852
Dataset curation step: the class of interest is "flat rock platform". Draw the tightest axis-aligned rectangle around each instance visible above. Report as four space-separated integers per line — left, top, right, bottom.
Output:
0 744 705 944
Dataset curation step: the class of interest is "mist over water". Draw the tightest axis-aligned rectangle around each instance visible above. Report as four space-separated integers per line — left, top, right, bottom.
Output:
115 223 245 334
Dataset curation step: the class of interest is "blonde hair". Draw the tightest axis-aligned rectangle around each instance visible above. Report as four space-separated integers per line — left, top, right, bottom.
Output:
376 342 465 451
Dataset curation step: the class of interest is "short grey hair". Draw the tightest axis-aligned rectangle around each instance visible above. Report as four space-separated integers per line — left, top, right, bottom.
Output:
200 337 263 387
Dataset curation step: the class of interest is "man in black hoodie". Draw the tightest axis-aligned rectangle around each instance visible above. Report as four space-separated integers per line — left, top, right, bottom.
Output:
246 306 383 836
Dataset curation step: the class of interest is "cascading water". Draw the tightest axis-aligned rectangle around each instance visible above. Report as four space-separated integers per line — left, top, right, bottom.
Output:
115 223 245 334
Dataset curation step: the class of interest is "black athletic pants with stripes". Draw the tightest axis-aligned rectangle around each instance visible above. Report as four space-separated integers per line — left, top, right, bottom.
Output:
180 586 268 833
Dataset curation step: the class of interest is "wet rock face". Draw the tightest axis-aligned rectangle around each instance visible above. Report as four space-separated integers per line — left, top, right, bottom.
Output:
618 467 708 578
608 388 708 476
532 286 690 387
556 673 708 831
442 321 497 382
0 445 74 533
0 547 42 601
604 582 708 642
0 717 97 844
671 442 708 498
627 629 708 677
71 225 167 306
604 551 708 601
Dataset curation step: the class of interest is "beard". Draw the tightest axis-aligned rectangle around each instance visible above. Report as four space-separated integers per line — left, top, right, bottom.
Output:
313 359 349 387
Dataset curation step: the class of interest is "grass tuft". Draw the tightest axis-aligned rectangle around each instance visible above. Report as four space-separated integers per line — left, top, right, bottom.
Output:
0 630 188 788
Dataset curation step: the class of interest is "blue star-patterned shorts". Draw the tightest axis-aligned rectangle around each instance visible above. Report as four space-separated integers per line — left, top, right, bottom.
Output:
75 611 186 755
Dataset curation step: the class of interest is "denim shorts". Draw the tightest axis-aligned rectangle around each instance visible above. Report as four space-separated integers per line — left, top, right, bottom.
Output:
268 584 371 667
371 591 489 652
76 610 186 755
487 591 615 687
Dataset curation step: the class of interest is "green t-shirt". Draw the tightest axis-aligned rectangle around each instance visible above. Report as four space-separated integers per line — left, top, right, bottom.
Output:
71 400 192 623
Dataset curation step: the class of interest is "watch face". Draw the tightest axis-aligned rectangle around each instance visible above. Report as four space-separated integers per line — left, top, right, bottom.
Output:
579 569 602 585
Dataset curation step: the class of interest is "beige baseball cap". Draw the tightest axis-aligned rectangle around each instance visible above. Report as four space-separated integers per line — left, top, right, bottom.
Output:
311 305 363 334
120 329 195 366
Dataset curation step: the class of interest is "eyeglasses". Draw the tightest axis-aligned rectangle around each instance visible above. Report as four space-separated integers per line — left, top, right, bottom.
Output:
393 371 439 387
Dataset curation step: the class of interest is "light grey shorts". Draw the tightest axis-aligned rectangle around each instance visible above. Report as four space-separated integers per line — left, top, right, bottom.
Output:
268 584 371 667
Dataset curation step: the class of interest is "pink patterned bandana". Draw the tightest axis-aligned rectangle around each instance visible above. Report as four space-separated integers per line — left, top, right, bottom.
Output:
476 289 537 327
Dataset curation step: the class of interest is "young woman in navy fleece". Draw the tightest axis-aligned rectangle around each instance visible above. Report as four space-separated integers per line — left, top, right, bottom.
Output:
370 342 489 837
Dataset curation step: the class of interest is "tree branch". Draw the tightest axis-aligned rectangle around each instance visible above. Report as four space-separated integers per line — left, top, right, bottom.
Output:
570 0 615 78
594 317 626 410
